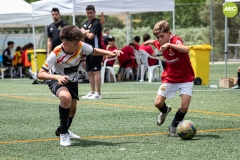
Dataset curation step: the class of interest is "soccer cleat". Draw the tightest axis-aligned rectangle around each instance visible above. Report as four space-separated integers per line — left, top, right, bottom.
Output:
87 92 102 100
168 124 178 137
82 91 94 99
55 129 80 139
157 106 172 126
68 130 81 139
231 85 240 89
60 133 71 146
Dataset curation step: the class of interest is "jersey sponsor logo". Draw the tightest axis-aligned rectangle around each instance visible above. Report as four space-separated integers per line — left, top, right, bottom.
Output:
161 86 166 91
166 58 179 64
169 49 174 56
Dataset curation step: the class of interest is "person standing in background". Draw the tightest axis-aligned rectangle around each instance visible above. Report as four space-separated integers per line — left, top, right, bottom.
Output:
47 8 67 56
81 5 103 100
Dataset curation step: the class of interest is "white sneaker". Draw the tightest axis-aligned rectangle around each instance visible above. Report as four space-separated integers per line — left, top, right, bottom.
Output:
82 91 94 99
87 92 102 100
60 133 71 146
68 130 81 139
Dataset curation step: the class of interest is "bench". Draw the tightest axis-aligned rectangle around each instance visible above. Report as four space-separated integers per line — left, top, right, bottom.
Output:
0 66 28 79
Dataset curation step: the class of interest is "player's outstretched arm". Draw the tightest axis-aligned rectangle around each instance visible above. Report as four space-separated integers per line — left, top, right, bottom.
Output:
92 48 123 57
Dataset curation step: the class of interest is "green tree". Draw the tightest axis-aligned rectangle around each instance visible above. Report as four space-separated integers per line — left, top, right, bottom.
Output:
131 0 207 29
74 15 124 29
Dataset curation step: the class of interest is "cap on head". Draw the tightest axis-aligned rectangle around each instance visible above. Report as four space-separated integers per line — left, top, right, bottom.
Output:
107 36 115 41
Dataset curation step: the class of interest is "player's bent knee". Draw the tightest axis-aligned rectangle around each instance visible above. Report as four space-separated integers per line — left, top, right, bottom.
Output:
60 97 72 108
155 101 165 108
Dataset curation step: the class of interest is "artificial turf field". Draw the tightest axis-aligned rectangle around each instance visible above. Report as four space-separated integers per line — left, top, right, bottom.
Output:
0 63 240 160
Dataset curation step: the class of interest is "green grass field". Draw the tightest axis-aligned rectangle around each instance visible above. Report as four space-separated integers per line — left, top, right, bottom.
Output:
0 64 240 160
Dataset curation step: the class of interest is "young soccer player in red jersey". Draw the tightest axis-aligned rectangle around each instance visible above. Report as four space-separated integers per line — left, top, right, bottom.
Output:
38 25 122 146
144 20 195 136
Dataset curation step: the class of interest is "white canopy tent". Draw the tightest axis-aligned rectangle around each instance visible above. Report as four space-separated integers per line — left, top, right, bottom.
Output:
0 0 52 28
32 0 175 23
0 0 52 74
224 0 240 77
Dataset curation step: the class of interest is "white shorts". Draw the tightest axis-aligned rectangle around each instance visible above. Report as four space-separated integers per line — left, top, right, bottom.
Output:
157 82 193 99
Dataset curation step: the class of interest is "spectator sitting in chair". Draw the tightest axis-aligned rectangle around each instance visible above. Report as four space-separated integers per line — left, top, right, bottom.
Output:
140 33 166 69
21 43 33 68
118 43 137 80
133 36 140 51
103 36 117 67
12 46 23 67
2 41 14 66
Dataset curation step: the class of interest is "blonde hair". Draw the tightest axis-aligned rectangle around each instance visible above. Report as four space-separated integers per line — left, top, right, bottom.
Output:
153 20 170 36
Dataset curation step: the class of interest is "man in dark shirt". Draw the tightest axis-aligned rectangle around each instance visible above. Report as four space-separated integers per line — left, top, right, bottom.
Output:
47 8 67 56
80 5 103 100
2 41 14 66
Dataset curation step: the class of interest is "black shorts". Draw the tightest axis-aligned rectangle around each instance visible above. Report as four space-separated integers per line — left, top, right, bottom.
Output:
86 54 103 72
48 80 79 100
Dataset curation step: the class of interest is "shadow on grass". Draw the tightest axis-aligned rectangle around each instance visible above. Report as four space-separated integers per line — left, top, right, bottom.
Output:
177 134 221 141
71 139 136 147
194 134 221 139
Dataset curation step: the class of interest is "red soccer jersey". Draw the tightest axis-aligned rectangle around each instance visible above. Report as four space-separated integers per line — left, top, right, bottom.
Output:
139 44 157 66
134 43 140 51
103 46 117 66
119 45 136 68
153 36 194 83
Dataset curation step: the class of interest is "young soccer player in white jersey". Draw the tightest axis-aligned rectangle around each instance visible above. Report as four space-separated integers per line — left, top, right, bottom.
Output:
144 20 195 137
38 25 122 146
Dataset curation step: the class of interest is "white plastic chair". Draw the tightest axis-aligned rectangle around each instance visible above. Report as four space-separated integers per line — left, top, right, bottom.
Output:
0 67 6 80
101 56 117 83
138 50 164 82
134 49 143 81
